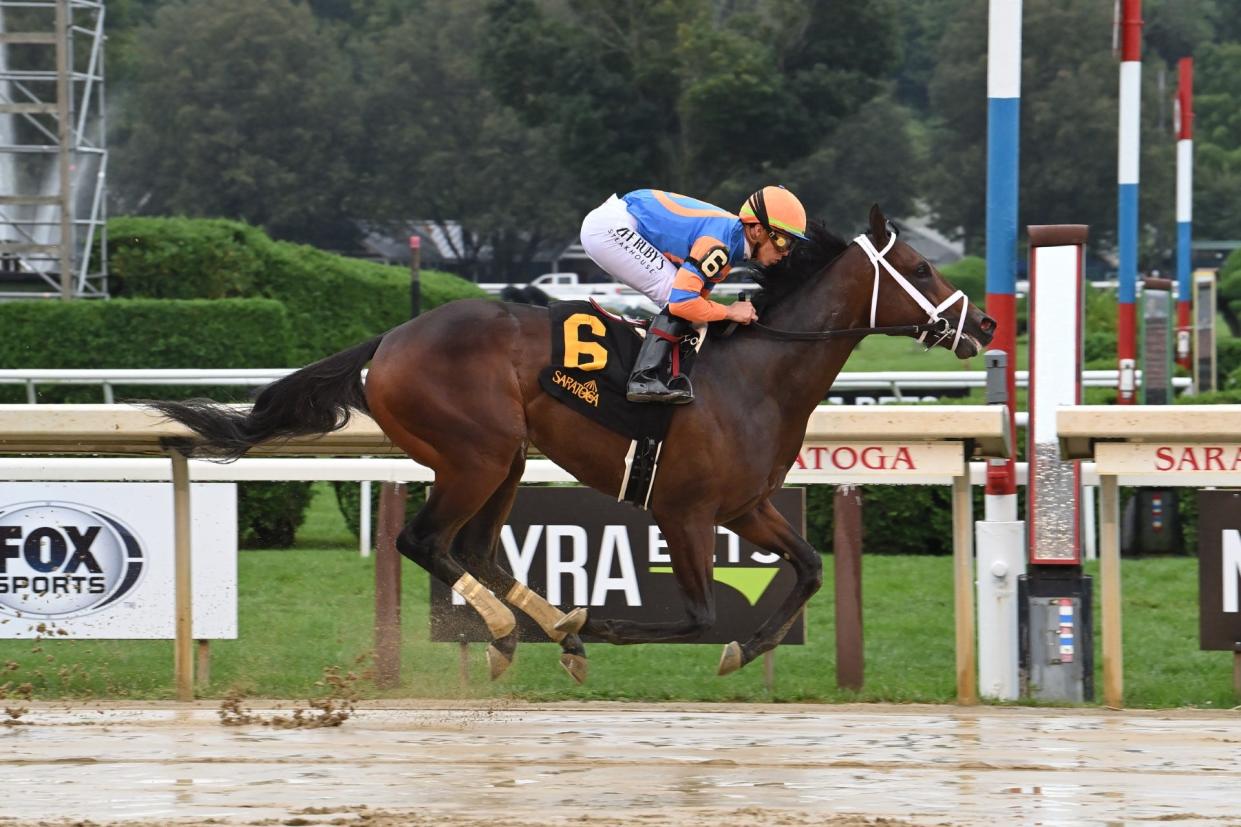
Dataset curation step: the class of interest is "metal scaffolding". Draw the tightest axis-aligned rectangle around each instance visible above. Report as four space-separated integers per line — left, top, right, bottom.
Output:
0 0 106 299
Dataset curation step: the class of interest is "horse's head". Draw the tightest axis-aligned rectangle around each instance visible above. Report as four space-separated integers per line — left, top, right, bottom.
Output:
861 205 995 358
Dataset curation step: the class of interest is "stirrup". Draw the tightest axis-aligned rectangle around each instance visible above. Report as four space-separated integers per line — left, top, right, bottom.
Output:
627 377 693 405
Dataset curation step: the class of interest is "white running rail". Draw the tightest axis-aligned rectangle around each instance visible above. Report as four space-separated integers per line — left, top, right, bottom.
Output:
0 367 1188 404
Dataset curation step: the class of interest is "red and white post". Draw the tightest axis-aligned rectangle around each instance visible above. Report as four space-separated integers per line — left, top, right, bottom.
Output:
1175 57 1194 371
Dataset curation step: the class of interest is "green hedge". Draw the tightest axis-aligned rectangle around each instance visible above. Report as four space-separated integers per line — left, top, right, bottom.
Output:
0 296 311 546
238 482 315 549
332 481 427 540
0 297 290 403
804 483 982 555
1218 336 1241 384
106 217 490 363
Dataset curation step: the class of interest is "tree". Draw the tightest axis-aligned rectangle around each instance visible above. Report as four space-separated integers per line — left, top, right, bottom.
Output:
924 0 1176 262
1192 43 1241 243
352 0 580 280
482 0 689 199
481 0 910 224
111 0 361 246
1142 0 1218 65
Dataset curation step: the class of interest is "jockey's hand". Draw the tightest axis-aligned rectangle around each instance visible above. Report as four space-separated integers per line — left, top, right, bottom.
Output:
725 300 758 324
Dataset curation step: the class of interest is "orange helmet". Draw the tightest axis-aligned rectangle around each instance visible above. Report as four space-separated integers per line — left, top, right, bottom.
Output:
739 185 808 241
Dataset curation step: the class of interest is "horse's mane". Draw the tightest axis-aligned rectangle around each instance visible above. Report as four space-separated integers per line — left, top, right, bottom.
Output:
750 220 851 313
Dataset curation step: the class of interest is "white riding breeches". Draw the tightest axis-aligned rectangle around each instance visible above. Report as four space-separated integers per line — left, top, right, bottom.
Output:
579 194 677 308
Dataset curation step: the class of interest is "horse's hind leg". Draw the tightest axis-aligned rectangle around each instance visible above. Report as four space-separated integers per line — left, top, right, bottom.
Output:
717 498 823 675
394 462 524 680
452 451 590 684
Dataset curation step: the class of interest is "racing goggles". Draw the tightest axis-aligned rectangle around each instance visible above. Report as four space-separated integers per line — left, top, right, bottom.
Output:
767 229 796 252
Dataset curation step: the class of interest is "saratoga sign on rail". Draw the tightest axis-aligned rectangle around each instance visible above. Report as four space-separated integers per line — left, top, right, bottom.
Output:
1094 443 1241 482
793 441 965 479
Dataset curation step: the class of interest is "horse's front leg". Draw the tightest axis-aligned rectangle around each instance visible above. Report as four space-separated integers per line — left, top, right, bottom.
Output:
716 497 823 675
556 516 717 646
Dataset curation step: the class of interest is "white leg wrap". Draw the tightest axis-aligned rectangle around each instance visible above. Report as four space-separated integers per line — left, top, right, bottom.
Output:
506 582 567 642
452 573 516 640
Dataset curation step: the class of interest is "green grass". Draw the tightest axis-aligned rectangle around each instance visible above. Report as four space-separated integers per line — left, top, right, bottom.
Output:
1 484 1235 708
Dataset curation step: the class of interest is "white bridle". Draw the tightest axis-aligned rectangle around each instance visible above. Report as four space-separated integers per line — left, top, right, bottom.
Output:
853 232 968 352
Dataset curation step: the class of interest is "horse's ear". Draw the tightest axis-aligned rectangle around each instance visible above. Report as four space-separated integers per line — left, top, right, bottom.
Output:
868 204 889 244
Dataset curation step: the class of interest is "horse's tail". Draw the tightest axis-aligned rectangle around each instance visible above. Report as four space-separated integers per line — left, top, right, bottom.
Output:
143 334 385 459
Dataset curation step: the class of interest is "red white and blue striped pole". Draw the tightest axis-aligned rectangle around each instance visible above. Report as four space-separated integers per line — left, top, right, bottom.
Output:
985 0 1021 515
1175 57 1193 371
1116 0 1143 403
979 0 1024 702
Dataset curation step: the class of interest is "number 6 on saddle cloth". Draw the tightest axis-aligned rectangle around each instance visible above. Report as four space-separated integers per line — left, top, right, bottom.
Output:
537 300 705 509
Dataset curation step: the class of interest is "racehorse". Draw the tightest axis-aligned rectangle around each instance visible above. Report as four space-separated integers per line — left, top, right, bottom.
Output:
146 205 995 684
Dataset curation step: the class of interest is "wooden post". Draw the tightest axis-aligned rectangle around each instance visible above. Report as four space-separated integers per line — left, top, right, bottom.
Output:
833 486 864 690
952 473 977 705
1234 651 1241 699
409 235 422 319
373 236 421 688
196 639 211 687
1099 474 1124 708
170 449 194 702
459 640 470 688
763 650 775 693
374 483 406 688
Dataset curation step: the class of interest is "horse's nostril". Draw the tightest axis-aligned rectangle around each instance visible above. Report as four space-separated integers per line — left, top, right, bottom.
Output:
980 316 996 334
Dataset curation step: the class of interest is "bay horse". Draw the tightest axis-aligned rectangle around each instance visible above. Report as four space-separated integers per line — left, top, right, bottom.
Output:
146 205 995 683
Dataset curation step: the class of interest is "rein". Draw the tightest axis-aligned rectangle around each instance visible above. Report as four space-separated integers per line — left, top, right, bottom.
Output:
750 318 951 341
741 233 966 348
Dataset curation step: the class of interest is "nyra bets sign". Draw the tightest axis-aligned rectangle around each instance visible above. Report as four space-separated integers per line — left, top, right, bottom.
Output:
431 487 805 645
1198 489 1241 651
0 483 237 639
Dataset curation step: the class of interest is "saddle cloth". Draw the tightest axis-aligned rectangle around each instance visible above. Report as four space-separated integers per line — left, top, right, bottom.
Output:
538 300 699 444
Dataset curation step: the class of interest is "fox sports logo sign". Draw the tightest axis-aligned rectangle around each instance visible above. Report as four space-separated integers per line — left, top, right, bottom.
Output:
0 501 145 620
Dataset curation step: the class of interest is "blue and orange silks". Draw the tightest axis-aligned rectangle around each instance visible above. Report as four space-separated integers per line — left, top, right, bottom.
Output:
621 190 748 324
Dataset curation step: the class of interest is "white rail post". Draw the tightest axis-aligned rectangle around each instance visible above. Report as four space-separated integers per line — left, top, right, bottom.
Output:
359 480 372 557
978 350 1024 700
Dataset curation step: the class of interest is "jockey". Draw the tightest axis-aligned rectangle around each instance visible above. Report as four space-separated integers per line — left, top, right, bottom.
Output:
579 185 809 404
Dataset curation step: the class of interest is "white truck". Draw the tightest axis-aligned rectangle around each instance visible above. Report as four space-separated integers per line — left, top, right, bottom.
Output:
479 271 760 317
478 272 658 315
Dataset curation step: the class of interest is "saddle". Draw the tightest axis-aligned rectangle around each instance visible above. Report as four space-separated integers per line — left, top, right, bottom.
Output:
539 301 701 508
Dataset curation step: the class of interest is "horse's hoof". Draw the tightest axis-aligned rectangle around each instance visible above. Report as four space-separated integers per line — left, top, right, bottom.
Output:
559 653 588 685
554 607 588 634
487 643 514 680
718 641 744 676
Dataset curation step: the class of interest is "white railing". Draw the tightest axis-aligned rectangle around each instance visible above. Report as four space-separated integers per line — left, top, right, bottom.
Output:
0 455 1135 562
0 367 1187 404
0 368 296 404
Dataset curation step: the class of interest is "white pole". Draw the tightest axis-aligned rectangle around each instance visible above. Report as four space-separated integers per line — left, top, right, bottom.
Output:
1083 484 1098 561
976 521 1025 699
359 480 372 558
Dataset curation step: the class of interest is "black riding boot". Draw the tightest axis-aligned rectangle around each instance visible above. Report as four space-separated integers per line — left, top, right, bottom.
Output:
626 311 694 405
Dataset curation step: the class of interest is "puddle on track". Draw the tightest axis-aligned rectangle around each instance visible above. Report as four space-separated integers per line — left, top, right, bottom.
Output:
0 703 1238 826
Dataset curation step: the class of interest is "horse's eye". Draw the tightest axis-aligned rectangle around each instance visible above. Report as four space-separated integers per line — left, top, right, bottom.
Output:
914 262 931 279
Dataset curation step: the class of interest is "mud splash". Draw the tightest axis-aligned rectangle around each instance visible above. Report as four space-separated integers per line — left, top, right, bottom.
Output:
218 666 361 729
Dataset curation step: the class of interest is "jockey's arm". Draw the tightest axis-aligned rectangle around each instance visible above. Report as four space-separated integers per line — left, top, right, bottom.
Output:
666 236 733 324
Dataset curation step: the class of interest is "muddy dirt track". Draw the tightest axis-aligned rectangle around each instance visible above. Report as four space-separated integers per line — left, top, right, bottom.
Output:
1 701 1239 827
